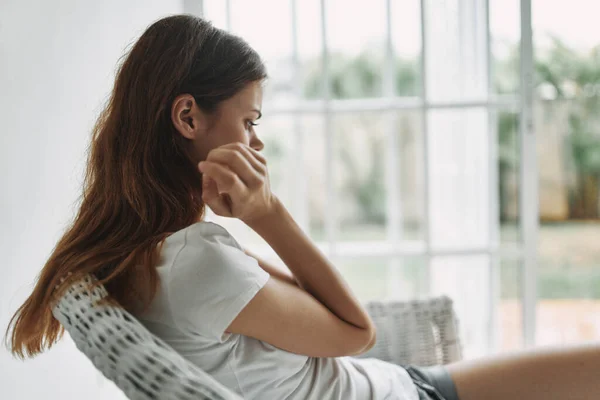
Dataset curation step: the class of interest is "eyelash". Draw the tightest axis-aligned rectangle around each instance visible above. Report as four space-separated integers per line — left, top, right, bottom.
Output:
246 120 259 129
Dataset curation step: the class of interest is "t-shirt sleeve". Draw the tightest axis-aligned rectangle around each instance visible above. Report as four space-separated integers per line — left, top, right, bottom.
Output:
167 222 270 342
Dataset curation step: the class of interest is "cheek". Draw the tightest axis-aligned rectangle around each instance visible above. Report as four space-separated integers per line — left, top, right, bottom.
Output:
197 121 250 160
213 120 250 146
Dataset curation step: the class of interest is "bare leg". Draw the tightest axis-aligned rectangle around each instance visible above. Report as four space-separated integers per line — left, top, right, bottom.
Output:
446 342 600 400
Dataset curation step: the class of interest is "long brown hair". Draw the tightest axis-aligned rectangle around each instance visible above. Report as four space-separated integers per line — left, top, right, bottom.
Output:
5 14 266 359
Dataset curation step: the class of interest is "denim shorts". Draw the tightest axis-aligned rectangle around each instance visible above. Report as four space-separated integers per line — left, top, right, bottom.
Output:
404 365 460 400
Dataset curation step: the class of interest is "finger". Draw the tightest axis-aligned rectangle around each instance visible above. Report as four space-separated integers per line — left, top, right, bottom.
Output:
245 146 267 166
207 147 263 187
198 160 247 199
204 194 232 216
201 175 219 201
220 142 267 167
235 145 267 175
201 170 234 216
218 142 267 175
203 176 234 206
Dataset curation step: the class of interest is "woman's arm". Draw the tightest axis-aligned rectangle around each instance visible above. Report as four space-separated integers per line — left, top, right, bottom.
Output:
244 243 379 353
243 248 302 288
244 244 377 351
199 143 376 356
246 200 375 336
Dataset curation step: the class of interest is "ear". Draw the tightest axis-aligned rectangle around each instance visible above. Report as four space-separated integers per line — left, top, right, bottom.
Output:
171 94 208 140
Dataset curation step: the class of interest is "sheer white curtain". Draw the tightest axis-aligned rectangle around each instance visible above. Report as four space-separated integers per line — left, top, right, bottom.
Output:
425 0 493 358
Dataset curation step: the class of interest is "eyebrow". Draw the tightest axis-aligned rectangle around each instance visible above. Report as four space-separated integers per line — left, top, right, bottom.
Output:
252 109 262 120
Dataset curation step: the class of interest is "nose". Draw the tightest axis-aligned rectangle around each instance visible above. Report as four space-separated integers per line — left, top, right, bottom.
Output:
250 134 264 152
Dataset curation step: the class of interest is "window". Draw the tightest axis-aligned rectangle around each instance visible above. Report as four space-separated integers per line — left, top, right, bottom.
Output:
200 0 538 359
530 0 600 347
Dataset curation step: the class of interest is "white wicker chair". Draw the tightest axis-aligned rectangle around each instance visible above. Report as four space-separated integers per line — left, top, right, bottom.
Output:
52 274 462 400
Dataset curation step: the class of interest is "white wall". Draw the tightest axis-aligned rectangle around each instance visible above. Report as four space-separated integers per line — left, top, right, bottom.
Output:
0 1 184 398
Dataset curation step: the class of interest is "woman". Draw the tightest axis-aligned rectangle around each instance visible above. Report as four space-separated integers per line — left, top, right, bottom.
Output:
4 14 600 400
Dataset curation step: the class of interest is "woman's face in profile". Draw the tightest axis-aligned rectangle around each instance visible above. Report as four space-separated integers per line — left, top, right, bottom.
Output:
188 82 264 160
173 80 264 162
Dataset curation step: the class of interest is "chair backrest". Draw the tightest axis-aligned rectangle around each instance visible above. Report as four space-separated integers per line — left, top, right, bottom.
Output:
358 296 462 366
52 274 242 400
53 274 462 399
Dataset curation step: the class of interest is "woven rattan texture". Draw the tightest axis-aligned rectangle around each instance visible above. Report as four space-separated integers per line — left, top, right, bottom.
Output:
53 275 462 399
52 274 242 400
358 297 462 366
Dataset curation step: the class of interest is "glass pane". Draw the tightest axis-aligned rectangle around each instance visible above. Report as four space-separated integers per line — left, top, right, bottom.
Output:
260 116 295 211
537 220 600 345
391 0 421 97
385 256 428 301
428 108 490 250
302 115 327 239
325 0 386 99
395 111 425 241
333 112 387 241
499 259 523 351
489 0 520 95
532 0 600 53
533 0 600 345
301 0 421 99
493 109 520 245
298 0 325 99
335 257 389 302
229 0 293 103
537 255 600 345
430 255 490 359
335 256 426 303
535 96 600 344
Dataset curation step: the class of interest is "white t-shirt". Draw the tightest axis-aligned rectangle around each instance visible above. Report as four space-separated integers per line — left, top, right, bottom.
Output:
135 221 419 400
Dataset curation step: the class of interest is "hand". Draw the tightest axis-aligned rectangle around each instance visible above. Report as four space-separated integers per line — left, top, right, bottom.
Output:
198 143 278 224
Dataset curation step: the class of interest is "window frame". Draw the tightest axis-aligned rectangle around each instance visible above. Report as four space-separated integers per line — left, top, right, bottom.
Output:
197 0 537 353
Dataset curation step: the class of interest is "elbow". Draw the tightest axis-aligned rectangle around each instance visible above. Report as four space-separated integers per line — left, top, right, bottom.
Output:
349 326 377 356
363 326 377 352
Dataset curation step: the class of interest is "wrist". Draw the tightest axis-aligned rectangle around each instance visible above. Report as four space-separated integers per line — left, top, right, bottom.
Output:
244 196 286 231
